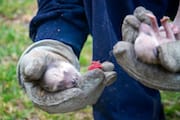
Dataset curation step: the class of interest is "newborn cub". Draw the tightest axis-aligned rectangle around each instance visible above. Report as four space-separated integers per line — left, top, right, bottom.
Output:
134 14 178 64
40 61 81 92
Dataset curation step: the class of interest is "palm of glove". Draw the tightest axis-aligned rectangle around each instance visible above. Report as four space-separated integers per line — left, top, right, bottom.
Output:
113 6 180 91
17 40 117 113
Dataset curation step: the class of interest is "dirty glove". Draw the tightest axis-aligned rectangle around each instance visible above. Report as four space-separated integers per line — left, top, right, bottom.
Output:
113 7 180 91
121 6 152 43
17 40 117 113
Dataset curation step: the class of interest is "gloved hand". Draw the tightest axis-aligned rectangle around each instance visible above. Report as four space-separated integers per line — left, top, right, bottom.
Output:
121 6 152 43
17 40 117 113
113 7 180 91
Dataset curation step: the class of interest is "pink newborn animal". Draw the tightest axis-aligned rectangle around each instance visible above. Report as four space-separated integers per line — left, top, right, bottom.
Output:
40 61 81 92
134 13 179 64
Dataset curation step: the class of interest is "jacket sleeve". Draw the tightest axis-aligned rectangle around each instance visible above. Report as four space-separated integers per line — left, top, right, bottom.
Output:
29 0 89 57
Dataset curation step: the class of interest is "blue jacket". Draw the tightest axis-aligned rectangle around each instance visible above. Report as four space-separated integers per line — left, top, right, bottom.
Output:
30 0 179 120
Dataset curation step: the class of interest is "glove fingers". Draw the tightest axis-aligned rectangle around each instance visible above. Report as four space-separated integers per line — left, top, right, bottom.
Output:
122 15 140 43
101 61 117 86
123 15 141 29
21 49 47 81
79 69 105 92
79 69 107 105
133 6 152 24
103 71 117 86
122 6 152 43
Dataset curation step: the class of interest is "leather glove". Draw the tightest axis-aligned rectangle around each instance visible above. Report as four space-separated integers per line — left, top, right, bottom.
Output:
121 6 152 43
17 40 117 113
113 7 180 91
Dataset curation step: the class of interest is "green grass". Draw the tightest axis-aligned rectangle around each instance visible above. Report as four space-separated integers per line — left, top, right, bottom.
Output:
0 0 34 19
0 1 92 119
1 0 180 120
161 91 180 120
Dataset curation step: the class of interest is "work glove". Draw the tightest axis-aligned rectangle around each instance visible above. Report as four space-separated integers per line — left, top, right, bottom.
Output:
121 6 152 43
17 40 117 113
113 7 180 91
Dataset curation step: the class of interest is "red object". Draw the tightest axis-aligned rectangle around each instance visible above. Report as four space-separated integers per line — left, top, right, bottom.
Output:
88 61 102 70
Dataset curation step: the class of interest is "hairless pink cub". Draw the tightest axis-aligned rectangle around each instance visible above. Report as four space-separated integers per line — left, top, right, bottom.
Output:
134 11 180 64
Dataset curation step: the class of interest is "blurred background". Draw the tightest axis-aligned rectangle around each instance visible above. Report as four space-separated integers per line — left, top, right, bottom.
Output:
0 0 180 120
